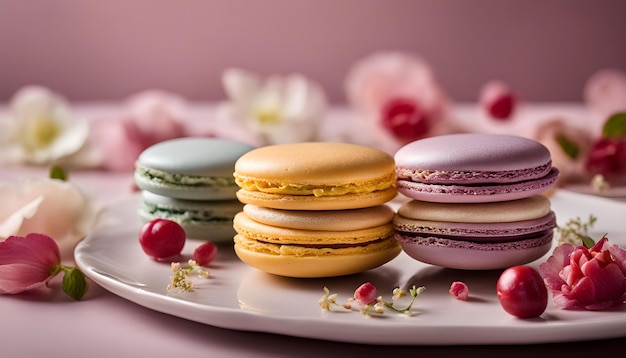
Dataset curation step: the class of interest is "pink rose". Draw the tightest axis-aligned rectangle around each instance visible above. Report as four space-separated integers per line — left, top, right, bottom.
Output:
345 52 451 153
0 233 61 294
539 237 626 310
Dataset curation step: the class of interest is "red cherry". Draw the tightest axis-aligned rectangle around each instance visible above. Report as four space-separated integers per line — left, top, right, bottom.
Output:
193 242 218 266
381 98 430 140
138 219 186 260
496 266 548 319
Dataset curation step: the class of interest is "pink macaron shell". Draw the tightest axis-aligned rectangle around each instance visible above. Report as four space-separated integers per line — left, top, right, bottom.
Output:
394 134 551 172
396 167 559 203
396 231 553 270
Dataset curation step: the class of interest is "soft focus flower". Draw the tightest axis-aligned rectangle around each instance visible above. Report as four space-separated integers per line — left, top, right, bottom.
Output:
538 237 626 310
217 68 328 145
0 85 90 166
92 90 188 171
583 69 626 131
479 80 517 121
585 137 626 184
0 233 61 294
532 118 592 185
0 177 96 262
345 52 450 153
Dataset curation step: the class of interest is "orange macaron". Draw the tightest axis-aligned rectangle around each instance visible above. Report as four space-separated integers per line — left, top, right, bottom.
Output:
232 142 401 277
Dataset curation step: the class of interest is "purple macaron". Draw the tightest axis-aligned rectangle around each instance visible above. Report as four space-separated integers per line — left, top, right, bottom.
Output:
394 133 559 203
393 196 555 270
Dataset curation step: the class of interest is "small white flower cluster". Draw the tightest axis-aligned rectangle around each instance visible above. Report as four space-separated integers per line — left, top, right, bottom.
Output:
167 259 209 293
554 214 598 248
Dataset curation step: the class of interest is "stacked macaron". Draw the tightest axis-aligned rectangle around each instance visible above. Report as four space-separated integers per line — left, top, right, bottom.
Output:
232 142 402 278
393 133 559 270
134 138 255 243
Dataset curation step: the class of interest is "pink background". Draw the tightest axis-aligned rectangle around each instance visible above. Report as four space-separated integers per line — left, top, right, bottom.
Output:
0 0 624 103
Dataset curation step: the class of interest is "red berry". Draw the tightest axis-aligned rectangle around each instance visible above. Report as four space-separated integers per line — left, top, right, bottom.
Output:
449 281 469 301
496 266 548 319
354 282 378 306
480 81 516 120
138 219 186 260
193 242 218 266
381 98 430 140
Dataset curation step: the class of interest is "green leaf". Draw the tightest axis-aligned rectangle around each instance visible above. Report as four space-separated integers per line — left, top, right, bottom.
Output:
50 165 68 181
62 267 89 301
555 132 580 159
602 112 626 138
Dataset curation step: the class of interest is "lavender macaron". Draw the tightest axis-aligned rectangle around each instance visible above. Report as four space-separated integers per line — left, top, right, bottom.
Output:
394 133 559 203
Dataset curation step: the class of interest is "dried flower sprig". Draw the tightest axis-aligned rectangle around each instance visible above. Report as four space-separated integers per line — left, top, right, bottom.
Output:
554 214 598 248
320 283 425 317
166 259 209 293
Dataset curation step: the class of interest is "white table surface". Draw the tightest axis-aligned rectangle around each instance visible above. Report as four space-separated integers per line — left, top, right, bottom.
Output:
1 104 625 357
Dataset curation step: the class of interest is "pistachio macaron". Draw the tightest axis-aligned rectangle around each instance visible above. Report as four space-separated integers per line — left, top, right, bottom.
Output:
134 137 255 242
135 137 255 200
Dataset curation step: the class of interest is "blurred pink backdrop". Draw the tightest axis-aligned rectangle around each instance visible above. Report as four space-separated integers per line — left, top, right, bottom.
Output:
0 0 624 103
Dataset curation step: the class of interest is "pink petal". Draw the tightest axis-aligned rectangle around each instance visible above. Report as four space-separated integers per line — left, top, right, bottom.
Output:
539 243 574 290
0 234 60 294
608 243 626 274
581 259 626 304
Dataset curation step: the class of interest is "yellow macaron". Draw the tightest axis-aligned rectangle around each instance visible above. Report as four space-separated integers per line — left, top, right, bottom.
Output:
233 204 401 277
233 142 397 210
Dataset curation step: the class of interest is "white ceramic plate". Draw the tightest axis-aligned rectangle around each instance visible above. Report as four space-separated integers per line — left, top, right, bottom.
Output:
75 190 626 345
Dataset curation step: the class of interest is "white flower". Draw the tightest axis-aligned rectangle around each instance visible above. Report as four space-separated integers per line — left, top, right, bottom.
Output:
0 177 97 262
0 85 90 166
217 68 328 145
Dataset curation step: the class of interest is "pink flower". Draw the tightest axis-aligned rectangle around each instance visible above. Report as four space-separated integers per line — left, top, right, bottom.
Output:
0 177 96 262
532 118 592 185
345 52 451 153
0 233 61 294
449 281 469 301
353 282 378 306
538 237 626 310
92 90 188 171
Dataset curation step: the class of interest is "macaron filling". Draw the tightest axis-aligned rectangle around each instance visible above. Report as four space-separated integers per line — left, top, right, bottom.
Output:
393 211 556 243
140 201 238 224
234 173 395 197
396 230 553 252
396 161 553 185
136 164 238 189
